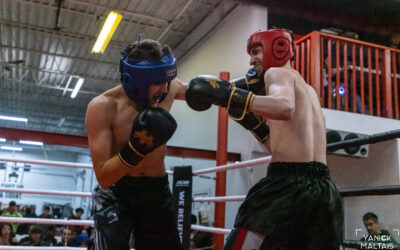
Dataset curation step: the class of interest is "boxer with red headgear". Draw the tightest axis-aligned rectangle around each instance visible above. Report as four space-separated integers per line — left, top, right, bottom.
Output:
185 28 343 249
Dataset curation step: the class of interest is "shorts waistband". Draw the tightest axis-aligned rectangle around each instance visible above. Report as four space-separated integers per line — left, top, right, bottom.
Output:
267 161 330 178
114 174 169 190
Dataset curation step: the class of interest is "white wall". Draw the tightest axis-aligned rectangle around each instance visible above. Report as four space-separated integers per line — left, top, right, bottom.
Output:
323 109 400 243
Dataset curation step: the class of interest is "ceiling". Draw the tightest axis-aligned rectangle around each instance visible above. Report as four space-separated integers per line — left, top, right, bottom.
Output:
0 0 399 139
0 0 240 136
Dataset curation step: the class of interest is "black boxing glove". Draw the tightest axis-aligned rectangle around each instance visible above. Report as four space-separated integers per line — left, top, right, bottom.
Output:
230 67 266 95
118 107 177 168
236 112 270 143
186 75 254 120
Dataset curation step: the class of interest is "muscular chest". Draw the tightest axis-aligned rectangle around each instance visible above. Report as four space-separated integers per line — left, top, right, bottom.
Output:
112 106 138 150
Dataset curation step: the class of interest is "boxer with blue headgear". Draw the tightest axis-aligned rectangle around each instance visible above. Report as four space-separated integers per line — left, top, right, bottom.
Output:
86 37 188 250
120 40 177 109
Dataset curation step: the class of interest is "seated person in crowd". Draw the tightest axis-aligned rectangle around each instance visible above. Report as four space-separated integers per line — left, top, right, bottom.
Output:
19 225 50 246
0 223 18 245
56 227 73 246
2 201 23 234
360 212 398 244
190 214 213 250
39 206 52 218
41 225 58 246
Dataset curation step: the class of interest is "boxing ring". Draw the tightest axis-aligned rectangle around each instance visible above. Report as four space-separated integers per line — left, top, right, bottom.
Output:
0 130 400 249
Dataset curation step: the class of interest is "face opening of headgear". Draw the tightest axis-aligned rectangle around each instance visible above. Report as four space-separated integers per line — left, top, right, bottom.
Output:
247 28 295 72
119 45 177 110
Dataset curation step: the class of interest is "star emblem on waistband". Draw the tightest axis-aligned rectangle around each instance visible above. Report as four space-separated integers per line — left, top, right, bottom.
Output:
134 130 154 148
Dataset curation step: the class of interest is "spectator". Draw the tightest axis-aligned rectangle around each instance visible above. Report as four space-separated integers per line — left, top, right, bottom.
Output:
190 214 213 250
17 206 37 234
39 206 52 218
360 212 398 244
19 225 50 246
3 201 23 234
41 225 58 246
74 232 91 247
0 223 17 245
74 208 84 219
56 227 73 246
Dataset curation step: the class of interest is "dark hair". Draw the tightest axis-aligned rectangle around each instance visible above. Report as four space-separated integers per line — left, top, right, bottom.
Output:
29 225 42 234
0 223 14 243
44 206 50 211
127 39 172 62
9 201 16 207
75 208 84 213
363 212 378 222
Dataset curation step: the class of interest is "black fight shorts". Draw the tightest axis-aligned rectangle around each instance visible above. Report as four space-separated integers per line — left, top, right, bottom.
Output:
92 175 183 250
231 161 343 250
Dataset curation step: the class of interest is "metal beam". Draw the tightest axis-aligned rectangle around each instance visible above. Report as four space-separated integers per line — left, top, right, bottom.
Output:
0 63 119 83
65 0 169 23
0 77 100 96
173 1 240 59
0 44 119 66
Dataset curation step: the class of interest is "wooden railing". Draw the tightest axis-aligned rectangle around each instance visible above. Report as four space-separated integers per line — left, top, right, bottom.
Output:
294 31 400 120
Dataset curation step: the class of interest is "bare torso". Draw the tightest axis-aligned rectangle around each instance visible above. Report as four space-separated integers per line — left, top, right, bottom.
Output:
266 67 327 164
86 79 186 188
109 87 174 177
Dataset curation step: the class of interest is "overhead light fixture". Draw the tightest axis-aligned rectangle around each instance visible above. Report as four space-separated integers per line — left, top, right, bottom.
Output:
91 11 122 53
0 138 6 142
0 115 28 123
71 77 85 99
1 146 22 151
19 140 44 146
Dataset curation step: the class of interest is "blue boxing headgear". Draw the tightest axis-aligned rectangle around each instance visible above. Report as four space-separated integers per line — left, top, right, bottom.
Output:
119 46 177 109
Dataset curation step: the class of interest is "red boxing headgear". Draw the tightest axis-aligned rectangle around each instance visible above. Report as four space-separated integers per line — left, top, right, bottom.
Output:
247 28 295 71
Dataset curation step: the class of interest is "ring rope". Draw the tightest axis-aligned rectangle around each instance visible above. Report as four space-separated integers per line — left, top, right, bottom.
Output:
0 247 86 250
0 157 92 169
0 187 91 198
193 156 271 175
327 129 400 151
191 225 231 235
0 217 93 226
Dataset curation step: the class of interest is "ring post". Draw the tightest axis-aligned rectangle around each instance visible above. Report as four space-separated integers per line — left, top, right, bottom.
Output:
214 71 230 250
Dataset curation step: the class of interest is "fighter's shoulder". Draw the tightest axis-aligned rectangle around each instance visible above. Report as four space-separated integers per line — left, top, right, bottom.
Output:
264 67 296 83
87 93 117 115
168 77 187 99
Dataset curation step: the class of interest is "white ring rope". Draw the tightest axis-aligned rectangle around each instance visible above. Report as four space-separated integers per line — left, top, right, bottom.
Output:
0 247 86 250
191 225 231 235
0 217 231 236
0 157 92 169
0 217 93 226
0 155 271 174
0 247 85 250
0 187 91 198
193 156 271 175
193 195 245 202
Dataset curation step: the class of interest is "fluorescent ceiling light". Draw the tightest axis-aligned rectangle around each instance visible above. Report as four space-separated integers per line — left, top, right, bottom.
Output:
0 138 6 142
19 140 43 146
0 115 28 123
1 146 22 151
92 11 122 53
71 77 84 99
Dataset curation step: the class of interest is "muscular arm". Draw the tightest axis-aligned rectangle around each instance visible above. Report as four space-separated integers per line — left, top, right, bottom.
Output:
250 68 296 120
172 78 187 100
85 97 129 189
